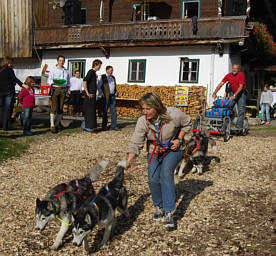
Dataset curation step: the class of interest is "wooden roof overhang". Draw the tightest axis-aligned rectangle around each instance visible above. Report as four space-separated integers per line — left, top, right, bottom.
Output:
34 16 248 50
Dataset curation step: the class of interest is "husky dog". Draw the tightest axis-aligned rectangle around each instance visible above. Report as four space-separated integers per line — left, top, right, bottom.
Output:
35 160 109 250
72 160 129 252
175 133 216 176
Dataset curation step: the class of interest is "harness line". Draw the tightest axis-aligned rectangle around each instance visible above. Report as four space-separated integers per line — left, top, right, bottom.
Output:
55 215 72 226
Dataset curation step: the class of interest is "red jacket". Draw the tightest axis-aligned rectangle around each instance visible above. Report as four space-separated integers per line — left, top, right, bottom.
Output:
19 87 35 108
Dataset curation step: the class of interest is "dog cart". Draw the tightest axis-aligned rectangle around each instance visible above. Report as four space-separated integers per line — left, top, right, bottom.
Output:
193 98 249 142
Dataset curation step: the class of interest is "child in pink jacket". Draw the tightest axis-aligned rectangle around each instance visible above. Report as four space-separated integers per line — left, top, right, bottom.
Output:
19 76 35 135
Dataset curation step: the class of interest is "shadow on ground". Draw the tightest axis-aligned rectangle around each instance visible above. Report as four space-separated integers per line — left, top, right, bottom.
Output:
89 193 151 253
174 179 213 226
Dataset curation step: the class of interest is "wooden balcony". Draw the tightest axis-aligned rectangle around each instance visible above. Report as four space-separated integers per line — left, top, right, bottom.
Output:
34 16 248 49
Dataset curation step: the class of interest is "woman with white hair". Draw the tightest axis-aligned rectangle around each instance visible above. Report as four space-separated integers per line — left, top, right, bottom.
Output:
126 93 192 229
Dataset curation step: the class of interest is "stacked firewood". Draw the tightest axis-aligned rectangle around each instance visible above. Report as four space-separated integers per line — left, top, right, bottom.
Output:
116 84 206 119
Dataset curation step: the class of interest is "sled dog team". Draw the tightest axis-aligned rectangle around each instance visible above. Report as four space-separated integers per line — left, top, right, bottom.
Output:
35 132 216 252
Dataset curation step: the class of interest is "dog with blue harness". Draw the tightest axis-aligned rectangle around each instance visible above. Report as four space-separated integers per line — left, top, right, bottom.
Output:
72 160 129 252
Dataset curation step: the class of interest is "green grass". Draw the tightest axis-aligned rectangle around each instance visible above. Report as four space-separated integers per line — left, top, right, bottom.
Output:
250 126 276 131
0 137 28 163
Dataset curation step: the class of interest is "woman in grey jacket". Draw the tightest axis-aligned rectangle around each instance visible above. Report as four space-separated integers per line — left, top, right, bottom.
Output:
126 93 192 229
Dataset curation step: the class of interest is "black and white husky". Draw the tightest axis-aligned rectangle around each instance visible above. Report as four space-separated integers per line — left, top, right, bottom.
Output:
35 160 108 250
175 133 216 176
72 160 129 252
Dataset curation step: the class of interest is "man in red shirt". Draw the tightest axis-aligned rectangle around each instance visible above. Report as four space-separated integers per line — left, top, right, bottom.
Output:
212 64 247 128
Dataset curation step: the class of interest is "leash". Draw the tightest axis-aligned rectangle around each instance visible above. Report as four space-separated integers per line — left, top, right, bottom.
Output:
91 178 106 183
192 129 225 135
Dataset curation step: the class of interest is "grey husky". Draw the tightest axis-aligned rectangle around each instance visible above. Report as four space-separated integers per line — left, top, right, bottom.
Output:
175 133 216 176
72 160 129 252
35 160 109 250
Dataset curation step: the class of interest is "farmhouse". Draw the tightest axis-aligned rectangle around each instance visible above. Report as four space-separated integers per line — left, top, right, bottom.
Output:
1 0 250 110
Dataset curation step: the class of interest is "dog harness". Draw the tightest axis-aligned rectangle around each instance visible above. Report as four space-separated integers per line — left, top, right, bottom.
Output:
54 185 80 200
105 184 122 199
89 199 100 219
55 215 72 226
148 122 172 164
191 136 203 154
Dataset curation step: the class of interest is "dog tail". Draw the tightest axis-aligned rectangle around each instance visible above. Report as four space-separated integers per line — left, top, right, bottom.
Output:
87 160 109 180
208 137 217 151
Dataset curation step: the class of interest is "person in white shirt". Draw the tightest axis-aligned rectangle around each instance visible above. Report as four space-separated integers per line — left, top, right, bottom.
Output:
97 66 120 131
47 55 70 133
69 70 84 116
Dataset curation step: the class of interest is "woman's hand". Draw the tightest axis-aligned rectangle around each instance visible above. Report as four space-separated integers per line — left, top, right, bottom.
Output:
126 153 136 169
170 139 181 151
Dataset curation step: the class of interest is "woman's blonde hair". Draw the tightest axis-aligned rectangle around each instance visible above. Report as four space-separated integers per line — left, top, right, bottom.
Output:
24 76 35 85
138 93 172 123
0 57 11 68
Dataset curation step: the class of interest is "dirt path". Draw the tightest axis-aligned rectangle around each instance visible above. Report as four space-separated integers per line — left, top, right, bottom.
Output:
0 128 275 256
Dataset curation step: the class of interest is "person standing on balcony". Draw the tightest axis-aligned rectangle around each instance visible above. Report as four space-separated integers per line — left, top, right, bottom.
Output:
212 64 247 128
69 70 84 116
98 65 120 131
47 55 70 133
82 59 102 132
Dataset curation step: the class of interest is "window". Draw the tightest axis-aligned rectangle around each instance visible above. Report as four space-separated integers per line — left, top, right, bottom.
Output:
81 7 87 24
132 3 149 21
179 59 199 83
128 59 146 83
181 0 201 18
68 59 86 78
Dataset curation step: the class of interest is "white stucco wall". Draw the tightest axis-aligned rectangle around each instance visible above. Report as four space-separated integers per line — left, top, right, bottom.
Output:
13 45 231 104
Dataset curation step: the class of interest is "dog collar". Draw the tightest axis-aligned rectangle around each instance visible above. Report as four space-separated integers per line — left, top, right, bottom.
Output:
56 215 72 226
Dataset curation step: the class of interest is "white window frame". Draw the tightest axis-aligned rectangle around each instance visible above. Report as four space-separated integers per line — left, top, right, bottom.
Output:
128 59 146 83
179 59 199 83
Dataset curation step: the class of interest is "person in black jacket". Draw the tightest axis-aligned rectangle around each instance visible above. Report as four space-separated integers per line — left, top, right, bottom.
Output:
82 59 102 132
0 57 23 130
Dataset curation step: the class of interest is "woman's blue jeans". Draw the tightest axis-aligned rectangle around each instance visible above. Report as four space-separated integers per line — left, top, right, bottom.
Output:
0 94 14 130
23 108 33 132
147 150 184 212
261 103 271 122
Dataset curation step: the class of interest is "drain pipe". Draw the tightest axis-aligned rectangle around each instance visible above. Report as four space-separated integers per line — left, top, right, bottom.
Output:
100 0 104 22
207 45 216 108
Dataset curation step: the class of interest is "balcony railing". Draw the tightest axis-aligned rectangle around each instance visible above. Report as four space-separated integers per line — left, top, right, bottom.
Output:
34 16 247 48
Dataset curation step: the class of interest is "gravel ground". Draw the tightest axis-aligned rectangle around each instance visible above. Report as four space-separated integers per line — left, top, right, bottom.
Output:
0 127 275 256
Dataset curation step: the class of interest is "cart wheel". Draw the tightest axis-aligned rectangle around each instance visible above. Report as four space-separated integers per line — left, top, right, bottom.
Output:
223 117 231 142
242 117 249 136
193 116 201 132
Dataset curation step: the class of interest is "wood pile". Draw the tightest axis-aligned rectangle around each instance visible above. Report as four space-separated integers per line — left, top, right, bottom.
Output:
116 84 206 119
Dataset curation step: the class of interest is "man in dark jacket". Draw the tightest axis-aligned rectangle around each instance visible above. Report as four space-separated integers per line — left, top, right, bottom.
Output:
98 66 120 131
82 59 102 132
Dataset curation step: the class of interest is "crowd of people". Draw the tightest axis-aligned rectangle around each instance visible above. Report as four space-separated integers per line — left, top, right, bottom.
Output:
0 56 274 139
0 55 121 135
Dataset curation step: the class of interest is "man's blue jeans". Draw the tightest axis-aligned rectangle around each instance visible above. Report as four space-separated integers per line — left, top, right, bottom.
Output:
102 95 117 129
0 94 14 130
147 150 184 212
261 103 271 122
229 91 247 128
23 108 33 132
